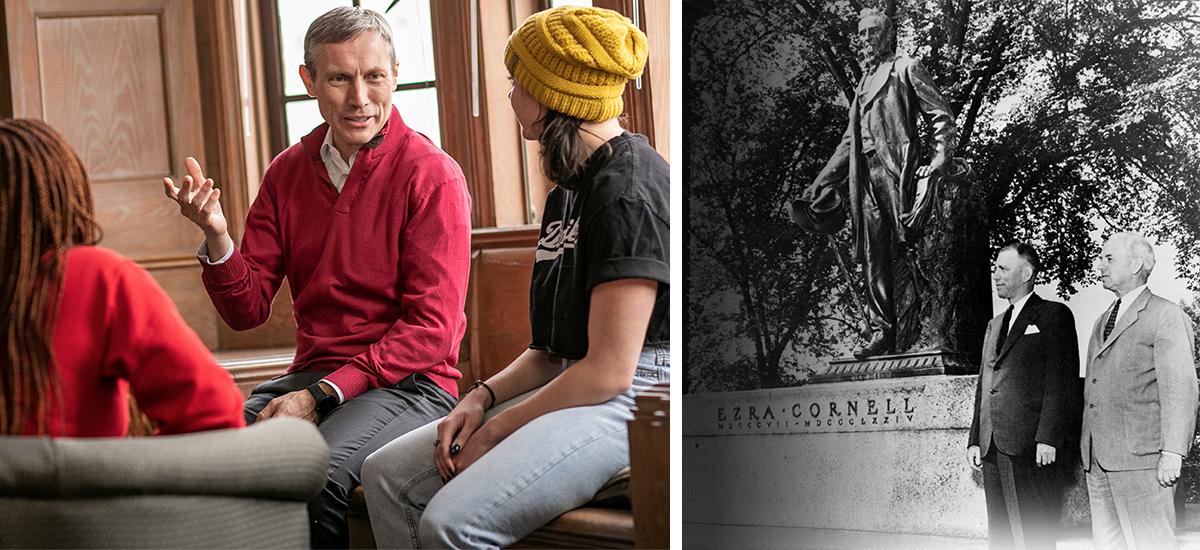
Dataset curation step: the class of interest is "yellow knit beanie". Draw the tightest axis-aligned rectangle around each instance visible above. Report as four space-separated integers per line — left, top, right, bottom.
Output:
504 6 648 122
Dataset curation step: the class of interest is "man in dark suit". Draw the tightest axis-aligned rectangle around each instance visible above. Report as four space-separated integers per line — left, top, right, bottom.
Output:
1082 232 1198 549
968 242 1081 550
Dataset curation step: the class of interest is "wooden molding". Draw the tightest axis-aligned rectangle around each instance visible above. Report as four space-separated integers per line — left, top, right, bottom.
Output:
515 508 634 548
215 346 295 397
431 0 496 228
629 382 670 549
257 0 287 158
0 4 10 118
138 256 202 270
593 0 656 148
471 224 540 250
194 0 251 242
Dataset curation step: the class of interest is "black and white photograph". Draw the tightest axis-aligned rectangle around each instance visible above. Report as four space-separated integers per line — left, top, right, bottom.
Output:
685 0 1200 547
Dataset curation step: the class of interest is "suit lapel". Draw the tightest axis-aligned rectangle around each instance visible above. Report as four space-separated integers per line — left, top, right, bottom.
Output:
1086 312 1106 368
996 293 1042 364
983 313 1003 366
1096 289 1151 355
859 55 896 110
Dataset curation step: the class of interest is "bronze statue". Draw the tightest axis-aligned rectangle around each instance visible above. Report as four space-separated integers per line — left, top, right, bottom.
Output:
792 8 958 358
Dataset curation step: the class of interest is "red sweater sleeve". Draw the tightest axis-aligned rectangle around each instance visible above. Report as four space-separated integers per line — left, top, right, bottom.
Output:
102 259 245 434
324 178 472 399
200 166 286 330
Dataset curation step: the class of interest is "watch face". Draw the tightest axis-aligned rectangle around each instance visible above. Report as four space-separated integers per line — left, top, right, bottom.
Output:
317 394 337 415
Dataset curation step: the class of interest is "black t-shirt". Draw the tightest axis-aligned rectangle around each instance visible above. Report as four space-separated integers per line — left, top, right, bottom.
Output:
528 132 670 360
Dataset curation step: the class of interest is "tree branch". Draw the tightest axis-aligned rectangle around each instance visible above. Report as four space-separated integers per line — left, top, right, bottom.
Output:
959 17 1009 151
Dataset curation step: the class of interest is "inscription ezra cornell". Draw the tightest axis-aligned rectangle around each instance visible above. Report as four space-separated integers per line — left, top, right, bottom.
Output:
716 396 918 431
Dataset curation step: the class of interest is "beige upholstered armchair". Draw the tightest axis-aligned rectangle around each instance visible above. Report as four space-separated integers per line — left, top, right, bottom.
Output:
0 417 328 548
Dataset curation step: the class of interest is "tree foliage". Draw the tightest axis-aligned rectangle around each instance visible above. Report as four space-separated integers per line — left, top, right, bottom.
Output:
687 0 1200 393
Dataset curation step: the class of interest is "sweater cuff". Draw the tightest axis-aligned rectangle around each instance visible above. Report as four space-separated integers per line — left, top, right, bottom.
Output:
199 247 250 287
324 365 375 401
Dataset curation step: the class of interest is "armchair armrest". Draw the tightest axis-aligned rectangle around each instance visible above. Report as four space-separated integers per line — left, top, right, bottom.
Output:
0 417 328 501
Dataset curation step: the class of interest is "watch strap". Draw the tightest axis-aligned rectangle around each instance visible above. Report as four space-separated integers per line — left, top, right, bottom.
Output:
307 382 337 418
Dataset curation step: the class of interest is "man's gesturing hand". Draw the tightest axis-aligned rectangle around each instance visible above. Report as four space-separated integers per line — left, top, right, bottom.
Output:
163 156 228 238
967 445 982 471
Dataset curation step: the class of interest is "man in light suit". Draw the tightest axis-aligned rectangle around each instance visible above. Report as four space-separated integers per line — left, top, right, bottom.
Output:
968 242 1082 550
1082 232 1198 549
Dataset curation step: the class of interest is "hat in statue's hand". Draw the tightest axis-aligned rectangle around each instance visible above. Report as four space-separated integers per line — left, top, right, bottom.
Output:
790 184 846 234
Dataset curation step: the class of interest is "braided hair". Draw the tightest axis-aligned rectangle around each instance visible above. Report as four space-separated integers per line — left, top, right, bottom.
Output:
0 118 101 434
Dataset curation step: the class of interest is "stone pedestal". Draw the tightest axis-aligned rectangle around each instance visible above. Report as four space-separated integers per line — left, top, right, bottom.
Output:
683 375 1089 540
812 350 976 383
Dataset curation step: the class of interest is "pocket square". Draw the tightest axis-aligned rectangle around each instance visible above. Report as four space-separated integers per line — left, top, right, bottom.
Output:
1024 325 1040 335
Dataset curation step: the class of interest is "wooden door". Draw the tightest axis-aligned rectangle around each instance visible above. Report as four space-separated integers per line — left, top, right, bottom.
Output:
4 0 218 347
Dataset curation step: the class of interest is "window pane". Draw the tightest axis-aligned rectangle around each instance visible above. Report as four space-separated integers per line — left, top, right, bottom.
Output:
279 1 353 97
551 0 592 7
285 90 440 149
284 99 326 146
394 87 441 148
360 0 436 85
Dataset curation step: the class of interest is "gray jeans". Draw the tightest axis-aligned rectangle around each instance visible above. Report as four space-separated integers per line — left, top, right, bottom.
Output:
244 371 455 549
361 346 670 549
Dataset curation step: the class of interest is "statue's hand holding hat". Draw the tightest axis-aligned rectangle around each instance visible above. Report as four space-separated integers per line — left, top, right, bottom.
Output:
790 183 846 235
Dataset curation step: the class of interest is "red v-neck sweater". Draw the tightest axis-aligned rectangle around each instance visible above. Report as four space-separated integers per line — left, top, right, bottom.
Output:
200 107 471 400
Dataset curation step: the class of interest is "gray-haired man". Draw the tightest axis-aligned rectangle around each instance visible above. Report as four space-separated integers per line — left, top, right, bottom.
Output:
163 7 472 547
1082 232 1198 549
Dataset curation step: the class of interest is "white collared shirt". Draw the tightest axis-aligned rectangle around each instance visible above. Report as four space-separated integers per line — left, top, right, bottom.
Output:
1002 291 1034 337
1113 284 1149 324
320 129 357 194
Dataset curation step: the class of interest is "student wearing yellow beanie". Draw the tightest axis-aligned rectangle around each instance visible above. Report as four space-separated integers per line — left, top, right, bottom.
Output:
362 5 670 548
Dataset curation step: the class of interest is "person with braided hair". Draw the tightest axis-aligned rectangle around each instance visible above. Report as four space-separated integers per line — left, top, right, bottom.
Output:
0 118 244 437
360 6 669 548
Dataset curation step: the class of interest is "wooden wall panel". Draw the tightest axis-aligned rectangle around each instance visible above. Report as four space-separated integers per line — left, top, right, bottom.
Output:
479 0 526 227
5 0 218 347
36 15 171 181
464 247 535 394
216 280 297 350
430 0 496 228
89 178 208 260
644 0 669 160
144 265 219 350
512 0 553 224
460 225 541 394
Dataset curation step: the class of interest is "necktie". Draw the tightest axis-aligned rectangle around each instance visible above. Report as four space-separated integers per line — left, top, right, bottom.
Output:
1103 298 1122 341
997 305 1014 354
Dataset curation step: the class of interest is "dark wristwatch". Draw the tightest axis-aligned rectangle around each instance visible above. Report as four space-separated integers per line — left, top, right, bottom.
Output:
307 382 339 420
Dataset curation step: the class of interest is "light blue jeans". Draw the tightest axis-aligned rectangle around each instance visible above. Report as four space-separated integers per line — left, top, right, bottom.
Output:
361 345 669 549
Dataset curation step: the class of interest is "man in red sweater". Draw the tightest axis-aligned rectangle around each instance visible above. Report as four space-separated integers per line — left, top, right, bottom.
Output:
162 7 470 548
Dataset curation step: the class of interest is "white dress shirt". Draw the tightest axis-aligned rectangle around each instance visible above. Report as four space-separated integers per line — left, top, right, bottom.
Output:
319 129 357 194
1113 284 1149 325
1002 291 1034 337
